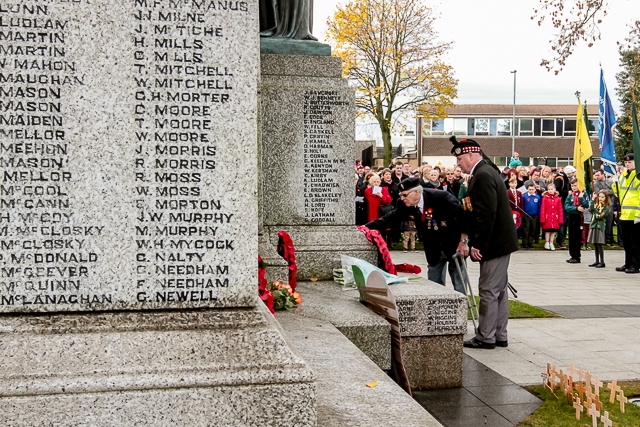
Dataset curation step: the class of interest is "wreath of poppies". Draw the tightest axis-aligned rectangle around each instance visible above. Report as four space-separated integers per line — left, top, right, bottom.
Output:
258 256 275 314
357 225 396 274
511 210 522 229
357 226 423 275
276 230 297 292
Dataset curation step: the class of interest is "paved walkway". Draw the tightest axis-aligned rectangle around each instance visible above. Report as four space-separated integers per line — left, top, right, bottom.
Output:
392 248 640 386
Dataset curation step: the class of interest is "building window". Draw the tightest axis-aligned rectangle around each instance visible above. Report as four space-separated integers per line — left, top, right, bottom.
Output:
475 119 489 135
490 156 508 167
443 118 467 135
555 119 563 136
490 119 497 136
564 119 576 136
519 119 533 136
557 158 572 168
542 119 555 135
588 119 598 136
497 119 511 136
431 119 444 135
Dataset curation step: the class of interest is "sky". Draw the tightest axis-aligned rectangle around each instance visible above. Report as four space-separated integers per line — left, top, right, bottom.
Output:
313 0 640 114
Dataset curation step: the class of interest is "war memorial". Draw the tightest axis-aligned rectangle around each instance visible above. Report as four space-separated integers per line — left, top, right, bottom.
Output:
0 0 465 425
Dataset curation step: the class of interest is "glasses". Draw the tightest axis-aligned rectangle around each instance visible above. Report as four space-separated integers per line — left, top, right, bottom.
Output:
400 191 414 198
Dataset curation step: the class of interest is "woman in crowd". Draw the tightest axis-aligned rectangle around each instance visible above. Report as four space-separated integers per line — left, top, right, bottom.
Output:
422 169 443 190
516 166 529 189
539 166 553 192
364 172 392 223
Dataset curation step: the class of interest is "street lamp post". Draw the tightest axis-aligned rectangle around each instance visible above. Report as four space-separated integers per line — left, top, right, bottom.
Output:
510 70 517 159
416 115 423 165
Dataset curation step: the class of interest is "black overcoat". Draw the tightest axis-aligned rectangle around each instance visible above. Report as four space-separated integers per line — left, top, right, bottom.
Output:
365 188 464 265
464 160 519 261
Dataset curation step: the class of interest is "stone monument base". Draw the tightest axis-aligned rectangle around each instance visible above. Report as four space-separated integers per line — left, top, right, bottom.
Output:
263 225 377 281
0 305 316 426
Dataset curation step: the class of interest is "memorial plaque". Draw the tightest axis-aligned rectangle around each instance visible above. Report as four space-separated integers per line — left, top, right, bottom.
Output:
263 83 355 226
0 0 259 312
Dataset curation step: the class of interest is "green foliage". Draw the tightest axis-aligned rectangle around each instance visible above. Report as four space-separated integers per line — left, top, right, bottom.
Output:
615 49 640 160
520 382 640 427
468 297 559 320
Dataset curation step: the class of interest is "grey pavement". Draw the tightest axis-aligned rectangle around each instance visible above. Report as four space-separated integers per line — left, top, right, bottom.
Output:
392 249 640 386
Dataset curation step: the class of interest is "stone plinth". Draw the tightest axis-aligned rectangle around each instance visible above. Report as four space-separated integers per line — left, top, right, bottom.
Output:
259 54 376 280
0 305 316 426
0 0 316 422
392 280 467 389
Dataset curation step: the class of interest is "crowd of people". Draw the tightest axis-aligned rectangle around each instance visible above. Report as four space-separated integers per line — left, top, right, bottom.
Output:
356 153 639 273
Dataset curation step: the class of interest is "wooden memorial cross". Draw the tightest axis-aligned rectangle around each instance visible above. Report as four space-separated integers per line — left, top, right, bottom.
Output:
585 370 592 390
354 267 411 396
592 374 603 396
593 393 603 412
617 390 628 413
568 362 578 380
573 395 583 420
607 379 621 403
586 402 600 427
601 410 613 427
586 394 593 412
542 363 550 387
575 381 586 401
548 368 558 391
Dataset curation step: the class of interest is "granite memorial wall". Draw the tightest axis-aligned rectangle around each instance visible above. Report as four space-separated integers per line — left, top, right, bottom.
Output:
0 0 258 312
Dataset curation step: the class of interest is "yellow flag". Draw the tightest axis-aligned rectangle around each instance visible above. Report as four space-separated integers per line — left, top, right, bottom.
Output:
574 100 593 191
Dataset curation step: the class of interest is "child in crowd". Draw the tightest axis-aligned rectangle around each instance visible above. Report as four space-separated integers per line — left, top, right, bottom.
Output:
540 183 563 250
401 220 417 253
507 177 523 236
588 190 611 268
564 178 589 263
521 183 541 248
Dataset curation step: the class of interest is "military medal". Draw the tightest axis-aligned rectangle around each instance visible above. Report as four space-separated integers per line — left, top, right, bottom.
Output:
425 208 433 229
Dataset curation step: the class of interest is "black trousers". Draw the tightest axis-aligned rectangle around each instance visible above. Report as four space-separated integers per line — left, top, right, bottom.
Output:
521 214 538 247
619 220 640 269
567 214 582 260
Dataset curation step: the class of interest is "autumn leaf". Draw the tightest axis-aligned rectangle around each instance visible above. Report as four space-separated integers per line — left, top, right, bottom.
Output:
366 381 378 388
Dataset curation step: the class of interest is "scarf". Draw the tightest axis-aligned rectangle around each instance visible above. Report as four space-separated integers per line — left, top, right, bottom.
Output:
573 191 580 207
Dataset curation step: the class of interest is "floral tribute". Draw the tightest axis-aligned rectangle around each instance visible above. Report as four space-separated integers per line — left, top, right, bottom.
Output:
276 230 297 292
257 231 302 316
357 226 422 275
269 281 302 311
258 256 275 314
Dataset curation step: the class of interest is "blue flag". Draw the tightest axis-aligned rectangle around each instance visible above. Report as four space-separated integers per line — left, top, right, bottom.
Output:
599 69 617 176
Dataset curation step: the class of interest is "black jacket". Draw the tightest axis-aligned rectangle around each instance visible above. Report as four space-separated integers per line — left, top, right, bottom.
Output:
365 188 464 265
464 160 519 261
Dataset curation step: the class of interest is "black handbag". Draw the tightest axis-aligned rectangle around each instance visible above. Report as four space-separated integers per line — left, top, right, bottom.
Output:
379 204 395 217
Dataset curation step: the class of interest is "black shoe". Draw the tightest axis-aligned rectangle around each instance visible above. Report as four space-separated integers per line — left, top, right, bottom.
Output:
588 262 598 267
595 263 606 268
625 268 639 274
616 265 628 272
566 259 580 264
495 340 508 347
463 337 495 350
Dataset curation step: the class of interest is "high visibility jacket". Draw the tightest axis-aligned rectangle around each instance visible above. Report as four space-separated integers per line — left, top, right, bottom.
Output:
613 170 640 221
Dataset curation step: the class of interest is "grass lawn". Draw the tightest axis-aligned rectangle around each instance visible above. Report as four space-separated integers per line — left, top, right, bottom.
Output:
467 296 559 320
519 381 640 426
